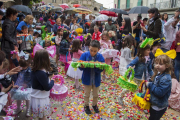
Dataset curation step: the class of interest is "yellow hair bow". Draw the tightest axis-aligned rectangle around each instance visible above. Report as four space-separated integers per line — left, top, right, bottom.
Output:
155 48 176 59
177 42 180 45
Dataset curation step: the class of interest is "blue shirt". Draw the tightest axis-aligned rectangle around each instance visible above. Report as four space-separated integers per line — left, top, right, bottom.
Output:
77 19 87 29
16 21 30 32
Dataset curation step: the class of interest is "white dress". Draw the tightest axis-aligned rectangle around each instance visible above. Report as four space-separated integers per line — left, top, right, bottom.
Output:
119 47 132 76
67 58 83 80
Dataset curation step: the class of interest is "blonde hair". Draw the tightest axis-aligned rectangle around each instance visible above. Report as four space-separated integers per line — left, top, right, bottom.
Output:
94 26 99 29
108 30 115 37
101 31 109 40
3 59 9 69
151 55 173 81
24 15 33 24
56 18 61 22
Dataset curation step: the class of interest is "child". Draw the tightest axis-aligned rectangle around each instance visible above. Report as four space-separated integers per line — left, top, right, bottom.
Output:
79 40 105 114
127 43 153 86
108 30 116 48
53 18 64 35
33 32 41 44
83 35 92 52
92 26 101 41
72 31 78 38
100 31 113 79
19 25 33 53
55 28 63 64
41 26 49 40
119 35 133 76
67 39 83 89
145 52 173 120
11 51 32 116
31 49 54 120
59 31 72 78
28 27 34 36
0 59 9 74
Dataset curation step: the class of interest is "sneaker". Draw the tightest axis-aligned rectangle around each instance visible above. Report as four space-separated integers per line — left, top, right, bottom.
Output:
92 105 99 113
143 110 148 114
13 108 22 115
118 97 124 106
84 106 91 115
26 109 31 117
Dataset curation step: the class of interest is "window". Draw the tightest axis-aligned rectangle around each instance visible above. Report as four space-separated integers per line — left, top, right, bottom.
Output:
118 0 120 9
52 0 56 3
137 0 142 6
126 0 130 9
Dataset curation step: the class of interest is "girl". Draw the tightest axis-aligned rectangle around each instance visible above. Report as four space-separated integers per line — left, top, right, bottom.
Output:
11 51 32 117
31 49 54 120
71 19 80 31
59 31 72 78
55 28 63 64
83 35 92 52
67 39 83 89
127 44 153 86
145 53 173 120
100 31 113 79
119 35 133 76
108 30 116 48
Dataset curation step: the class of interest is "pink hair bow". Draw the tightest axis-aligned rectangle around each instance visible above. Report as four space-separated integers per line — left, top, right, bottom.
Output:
75 36 83 42
33 44 56 58
58 26 64 29
11 50 18 54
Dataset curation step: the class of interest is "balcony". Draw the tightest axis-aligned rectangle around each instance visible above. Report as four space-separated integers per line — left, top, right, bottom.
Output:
150 0 180 10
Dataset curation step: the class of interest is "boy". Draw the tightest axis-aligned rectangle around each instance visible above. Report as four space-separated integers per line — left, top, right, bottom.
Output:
92 26 101 41
79 40 105 114
53 18 63 35
19 25 33 53
41 25 48 40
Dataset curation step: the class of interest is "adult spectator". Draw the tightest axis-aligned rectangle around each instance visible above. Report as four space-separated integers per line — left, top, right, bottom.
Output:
64 19 71 30
117 17 132 50
96 21 103 33
44 15 53 33
0 10 4 20
132 14 142 42
141 8 162 39
44 10 52 21
1 8 17 58
105 18 116 32
116 13 122 27
161 11 179 52
77 14 87 32
71 19 80 31
16 15 33 33
40 11 46 18
0 2 5 13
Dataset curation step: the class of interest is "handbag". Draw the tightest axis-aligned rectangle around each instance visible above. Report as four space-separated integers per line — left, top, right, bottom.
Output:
117 68 137 92
132 80 151 110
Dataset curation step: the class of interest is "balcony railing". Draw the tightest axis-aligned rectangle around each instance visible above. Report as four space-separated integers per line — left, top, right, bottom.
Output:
150 0 180 9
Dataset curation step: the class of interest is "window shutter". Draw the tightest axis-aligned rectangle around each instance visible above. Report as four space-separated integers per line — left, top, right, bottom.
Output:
118 0 121 9
137 0 142 6
126 0 130 9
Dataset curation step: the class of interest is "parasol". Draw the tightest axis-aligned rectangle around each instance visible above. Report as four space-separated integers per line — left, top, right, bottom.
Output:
11 5 32 14
99 10 117 17
73 4 81 8
60 3 69 10
128 6 149 14
107 8 128 15
73 6 92 14
94 14 109 21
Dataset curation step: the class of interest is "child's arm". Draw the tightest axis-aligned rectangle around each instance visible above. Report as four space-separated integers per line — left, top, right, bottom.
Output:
36 72 54 91
147 77 171 98
79 53 87 71
127 57 139 69
148 60 154 77
12 53 19 67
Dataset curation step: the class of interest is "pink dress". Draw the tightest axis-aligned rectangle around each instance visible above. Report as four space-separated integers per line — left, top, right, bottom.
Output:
73 50 83 59
100 40 112 65
168 78 180 112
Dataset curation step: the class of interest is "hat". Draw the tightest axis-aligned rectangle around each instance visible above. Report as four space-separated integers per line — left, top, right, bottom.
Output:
108 18 112 21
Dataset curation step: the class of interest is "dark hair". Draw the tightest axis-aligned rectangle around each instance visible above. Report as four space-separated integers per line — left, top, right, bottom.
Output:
6 7 17 18
71 39 81 53
96 21 101 26
0 10 4 16
64 19 71 26
148 8 160 20
123 17 132 33
143 18 148 22
90 40 100 49
48 10 52 14
122 35 135 48
19 54 31 68
32 49 52 72
0 50 6 66
162 13 168 21
28 27 33 32
21 25 28 30
85 35 92 46
151 42 161 50
72 31 78 36
33 32 40 37
62 30 69 40
57 28 63 32
137 44 151 63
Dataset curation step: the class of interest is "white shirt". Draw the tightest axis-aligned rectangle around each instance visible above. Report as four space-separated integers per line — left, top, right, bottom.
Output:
161 17 179 50
0 92 8 112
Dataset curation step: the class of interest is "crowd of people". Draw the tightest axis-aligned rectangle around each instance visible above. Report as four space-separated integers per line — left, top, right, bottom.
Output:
0 5 179 120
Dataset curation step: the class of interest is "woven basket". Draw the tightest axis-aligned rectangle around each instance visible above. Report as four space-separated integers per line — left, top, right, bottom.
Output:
117 68 137 92
132 80 151 110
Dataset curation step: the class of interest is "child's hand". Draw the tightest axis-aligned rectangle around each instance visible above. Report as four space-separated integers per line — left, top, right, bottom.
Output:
68 48 71 51
81 64 85 68
12 52 17 59
17 40 22 44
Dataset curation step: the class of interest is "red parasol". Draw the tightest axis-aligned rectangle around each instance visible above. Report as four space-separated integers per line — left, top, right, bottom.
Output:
60 4 69 10
73 4 81 8
99 10 117 17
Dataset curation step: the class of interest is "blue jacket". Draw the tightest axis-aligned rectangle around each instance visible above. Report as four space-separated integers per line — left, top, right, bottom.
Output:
12 58 32 88
127 57 153 80
79 52 105 87
77 19 87 29
16 21 30 32
59 39 70 55
147 73 172 108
